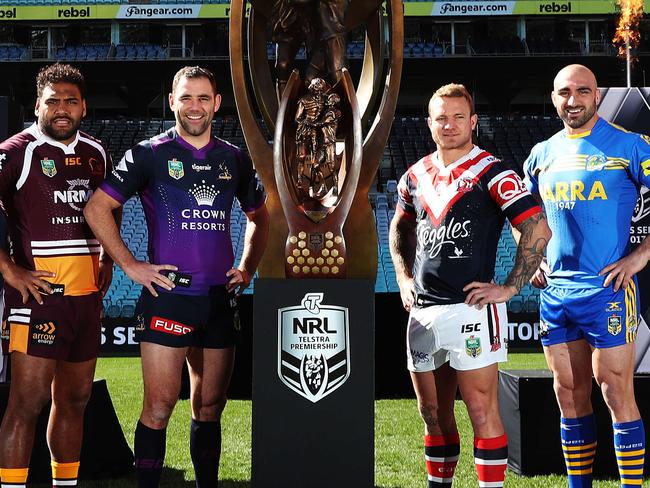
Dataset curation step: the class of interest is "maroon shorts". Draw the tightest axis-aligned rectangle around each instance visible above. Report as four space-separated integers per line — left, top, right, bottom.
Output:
3 286 102 362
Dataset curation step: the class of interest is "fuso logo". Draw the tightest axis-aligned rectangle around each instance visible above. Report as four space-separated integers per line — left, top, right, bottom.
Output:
150 316 194 336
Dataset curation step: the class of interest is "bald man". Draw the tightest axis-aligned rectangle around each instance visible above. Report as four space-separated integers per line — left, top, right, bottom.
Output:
523 64 647 487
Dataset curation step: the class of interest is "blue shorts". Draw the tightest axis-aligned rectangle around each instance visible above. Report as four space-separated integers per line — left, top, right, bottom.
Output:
539 280 639 348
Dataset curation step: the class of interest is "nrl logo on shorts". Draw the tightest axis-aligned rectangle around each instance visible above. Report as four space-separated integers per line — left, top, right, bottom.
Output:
278 292 350 403
608 314 622 335
168 158 184 180
465 335 481 358
40 158 57 178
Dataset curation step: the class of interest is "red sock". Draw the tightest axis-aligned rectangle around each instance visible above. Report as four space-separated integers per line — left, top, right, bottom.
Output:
425 433 460 486
474 434 508 488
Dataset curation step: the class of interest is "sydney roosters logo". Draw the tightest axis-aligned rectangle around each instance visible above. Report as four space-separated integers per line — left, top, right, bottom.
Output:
456 177 474 193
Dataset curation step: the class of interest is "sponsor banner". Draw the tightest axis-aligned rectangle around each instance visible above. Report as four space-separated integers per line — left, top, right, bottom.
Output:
101 318 139 355
506 312 543 350
406 1 641 17
0 4 227 21
0 1 644 21
117 4 199 19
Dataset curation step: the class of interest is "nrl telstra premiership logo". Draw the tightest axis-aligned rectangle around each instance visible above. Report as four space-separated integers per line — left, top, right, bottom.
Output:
278 292 350 403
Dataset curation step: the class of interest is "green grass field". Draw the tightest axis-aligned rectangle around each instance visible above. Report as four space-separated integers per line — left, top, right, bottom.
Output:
32 354 627 487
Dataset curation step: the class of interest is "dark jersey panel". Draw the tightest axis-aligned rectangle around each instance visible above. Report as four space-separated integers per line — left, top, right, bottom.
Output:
101 128 266 295
397 146 541 306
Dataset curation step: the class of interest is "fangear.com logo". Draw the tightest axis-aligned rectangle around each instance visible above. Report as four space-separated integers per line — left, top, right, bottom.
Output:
124 5 193 17
439 2 509 15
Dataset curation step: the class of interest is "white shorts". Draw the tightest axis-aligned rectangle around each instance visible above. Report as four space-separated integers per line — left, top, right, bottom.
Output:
406 301 508 372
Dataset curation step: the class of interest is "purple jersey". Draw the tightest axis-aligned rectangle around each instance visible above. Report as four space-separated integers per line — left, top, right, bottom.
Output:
101 128 265 295
397 146 541 306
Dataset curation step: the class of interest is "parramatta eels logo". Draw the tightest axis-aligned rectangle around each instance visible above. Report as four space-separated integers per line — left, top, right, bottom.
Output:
585 154 607 171
168 158 184 180
278 292 350 403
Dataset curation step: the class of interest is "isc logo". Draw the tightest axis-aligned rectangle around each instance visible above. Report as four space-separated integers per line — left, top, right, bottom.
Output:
151 317 194 336
292 317 336 334
65 157 81 166
461 323 481 333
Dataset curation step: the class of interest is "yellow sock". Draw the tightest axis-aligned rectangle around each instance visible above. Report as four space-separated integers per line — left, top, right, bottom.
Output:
51 460 79 486
0 467 29 486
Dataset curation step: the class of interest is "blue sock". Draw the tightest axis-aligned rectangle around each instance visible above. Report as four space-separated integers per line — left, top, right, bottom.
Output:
613 418 645 487
560 415 596 488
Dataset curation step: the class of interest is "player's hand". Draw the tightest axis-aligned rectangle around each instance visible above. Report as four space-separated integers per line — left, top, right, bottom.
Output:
530 258 551 289
600 252 648 292
463 282 517 307
226 268 251 296
98 259 114 297
397 277 416 312
123 261 177 298
2 262 55 305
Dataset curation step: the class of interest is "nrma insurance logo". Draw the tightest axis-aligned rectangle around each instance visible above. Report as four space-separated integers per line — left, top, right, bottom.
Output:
278 292 350 403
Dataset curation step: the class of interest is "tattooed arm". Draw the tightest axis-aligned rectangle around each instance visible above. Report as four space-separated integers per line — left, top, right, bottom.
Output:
464 212 551 306
389 210 417 312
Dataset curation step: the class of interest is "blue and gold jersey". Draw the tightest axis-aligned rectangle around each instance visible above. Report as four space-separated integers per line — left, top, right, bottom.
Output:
524 117 650 288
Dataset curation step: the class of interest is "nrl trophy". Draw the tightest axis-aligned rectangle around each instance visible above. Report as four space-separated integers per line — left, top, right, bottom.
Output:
229 0 404 279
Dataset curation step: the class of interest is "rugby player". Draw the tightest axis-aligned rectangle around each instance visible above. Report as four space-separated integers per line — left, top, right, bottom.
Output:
390 83 550 488
0 63 114 488
524 64 647 487
84 66 269 488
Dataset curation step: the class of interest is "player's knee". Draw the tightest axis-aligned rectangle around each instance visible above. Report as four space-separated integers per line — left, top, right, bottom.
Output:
53 388 92 416
194 396 227 422
465 401 491 428
417 401 440 429
599 378 631 415
5 388 50 422
144 397 177 428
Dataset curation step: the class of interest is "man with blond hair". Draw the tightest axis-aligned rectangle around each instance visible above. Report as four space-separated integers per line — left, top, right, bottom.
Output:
390 83 550 487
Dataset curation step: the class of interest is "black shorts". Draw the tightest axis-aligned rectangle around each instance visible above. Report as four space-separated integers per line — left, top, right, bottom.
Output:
136 286 239 348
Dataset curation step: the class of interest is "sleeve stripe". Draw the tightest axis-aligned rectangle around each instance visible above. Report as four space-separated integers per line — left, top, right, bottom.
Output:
17 139 43 191
486 169 517 190
499 191 530 211
510 206 542 227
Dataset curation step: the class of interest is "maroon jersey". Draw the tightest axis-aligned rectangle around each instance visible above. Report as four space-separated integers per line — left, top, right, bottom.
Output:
397 146 541 306
0 124 111 296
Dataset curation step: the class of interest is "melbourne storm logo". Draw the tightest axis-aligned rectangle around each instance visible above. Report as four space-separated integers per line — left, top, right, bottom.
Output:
278 293 350 403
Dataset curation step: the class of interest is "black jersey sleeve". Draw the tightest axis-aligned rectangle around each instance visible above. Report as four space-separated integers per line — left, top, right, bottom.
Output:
235 150 266 212
100 142 151 204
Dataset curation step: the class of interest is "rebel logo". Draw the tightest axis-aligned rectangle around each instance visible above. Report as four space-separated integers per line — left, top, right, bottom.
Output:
150 317 194 336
